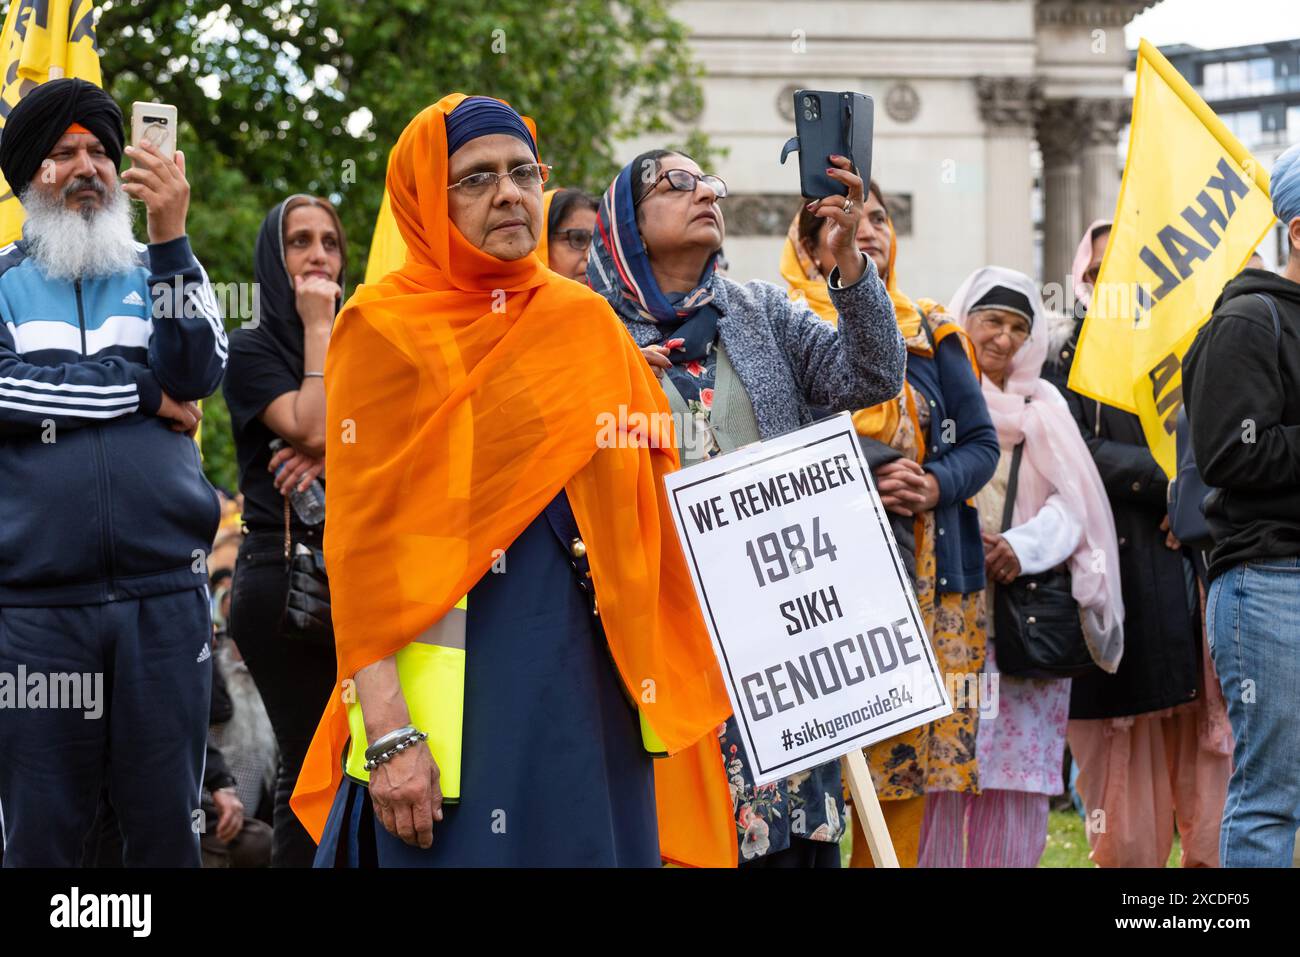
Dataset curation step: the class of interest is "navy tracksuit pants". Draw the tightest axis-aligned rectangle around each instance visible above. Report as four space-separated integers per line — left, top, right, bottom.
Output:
0 587 211 867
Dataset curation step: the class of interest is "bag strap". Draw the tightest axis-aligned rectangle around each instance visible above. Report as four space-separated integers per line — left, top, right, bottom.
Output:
1252 292 1282 340
283 495 292 564
1000 441 1026 533
919 309 937 353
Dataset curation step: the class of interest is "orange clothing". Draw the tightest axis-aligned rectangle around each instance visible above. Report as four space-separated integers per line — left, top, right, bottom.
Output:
290 94 734 866
851 794 926 868
1068 706 1230 867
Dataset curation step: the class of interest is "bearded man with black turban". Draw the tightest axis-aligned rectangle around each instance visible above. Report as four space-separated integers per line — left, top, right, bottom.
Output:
0 78 228 867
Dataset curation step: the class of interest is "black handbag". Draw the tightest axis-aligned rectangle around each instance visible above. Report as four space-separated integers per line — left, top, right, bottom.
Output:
280 497 334 649
992 441 1096 679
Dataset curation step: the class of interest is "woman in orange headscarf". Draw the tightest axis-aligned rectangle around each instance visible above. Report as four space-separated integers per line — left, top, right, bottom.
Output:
781 181 999 867
291 94 733 867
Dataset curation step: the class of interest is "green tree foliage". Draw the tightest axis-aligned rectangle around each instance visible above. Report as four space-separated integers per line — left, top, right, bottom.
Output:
93 0 709 490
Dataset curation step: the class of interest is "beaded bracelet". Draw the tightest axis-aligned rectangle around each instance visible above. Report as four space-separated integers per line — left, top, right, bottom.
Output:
364 729 428 772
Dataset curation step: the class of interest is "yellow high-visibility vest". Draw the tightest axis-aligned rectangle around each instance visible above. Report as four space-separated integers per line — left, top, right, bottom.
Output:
343 595 670 798
344 599 467 801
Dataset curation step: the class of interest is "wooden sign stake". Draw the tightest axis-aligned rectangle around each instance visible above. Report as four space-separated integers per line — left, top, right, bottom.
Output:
844 747 899 868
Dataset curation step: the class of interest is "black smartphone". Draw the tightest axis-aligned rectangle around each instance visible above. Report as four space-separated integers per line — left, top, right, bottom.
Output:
780 90 874 199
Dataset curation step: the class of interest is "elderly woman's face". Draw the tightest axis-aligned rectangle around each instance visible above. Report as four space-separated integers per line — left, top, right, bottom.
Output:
446 133 543 261
636 154 724 260
968 307 1031 384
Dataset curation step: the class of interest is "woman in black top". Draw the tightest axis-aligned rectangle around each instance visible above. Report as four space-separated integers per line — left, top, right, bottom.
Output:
223 195 345 867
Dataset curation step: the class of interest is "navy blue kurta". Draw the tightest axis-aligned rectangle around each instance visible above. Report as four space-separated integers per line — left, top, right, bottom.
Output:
314 493 659 867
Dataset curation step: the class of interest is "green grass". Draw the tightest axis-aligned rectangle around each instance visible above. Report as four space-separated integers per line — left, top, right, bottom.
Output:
1042 809 1182 868
838 808 1182 867
1040 808 1096 867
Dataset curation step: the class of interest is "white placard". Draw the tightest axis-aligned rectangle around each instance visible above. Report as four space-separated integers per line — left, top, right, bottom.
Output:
665 413 952 786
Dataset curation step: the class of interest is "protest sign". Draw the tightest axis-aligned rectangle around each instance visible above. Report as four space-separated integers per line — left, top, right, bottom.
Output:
665 414 951 864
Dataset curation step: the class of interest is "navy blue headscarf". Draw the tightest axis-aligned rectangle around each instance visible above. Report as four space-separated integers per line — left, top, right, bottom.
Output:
444 96 536 158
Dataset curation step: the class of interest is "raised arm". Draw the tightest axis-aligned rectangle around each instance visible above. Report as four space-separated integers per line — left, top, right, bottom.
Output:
767 262 905 413
146 236 228 400
122 140 228 401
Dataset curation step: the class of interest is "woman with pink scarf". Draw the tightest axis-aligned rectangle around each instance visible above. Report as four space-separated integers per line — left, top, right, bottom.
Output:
919 266 1123 867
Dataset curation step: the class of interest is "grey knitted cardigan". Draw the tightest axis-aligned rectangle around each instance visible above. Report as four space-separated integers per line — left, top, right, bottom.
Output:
620 260 906 440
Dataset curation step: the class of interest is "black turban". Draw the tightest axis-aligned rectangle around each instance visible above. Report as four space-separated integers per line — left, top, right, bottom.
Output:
0 78 124 195
969 284 1036 327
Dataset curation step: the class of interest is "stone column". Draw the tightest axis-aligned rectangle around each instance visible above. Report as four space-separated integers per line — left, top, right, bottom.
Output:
1078 97 1128 228
1037 99 1087 290
976 76 1041 277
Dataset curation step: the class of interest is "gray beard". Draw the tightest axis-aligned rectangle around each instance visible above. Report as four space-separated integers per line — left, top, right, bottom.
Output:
20 180 141 282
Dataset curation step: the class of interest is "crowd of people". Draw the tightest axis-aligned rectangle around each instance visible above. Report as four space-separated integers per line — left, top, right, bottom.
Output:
0 77 1298 869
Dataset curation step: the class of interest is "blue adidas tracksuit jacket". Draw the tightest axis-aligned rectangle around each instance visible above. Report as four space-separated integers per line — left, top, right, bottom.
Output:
0 234 228 605
0 233 228 866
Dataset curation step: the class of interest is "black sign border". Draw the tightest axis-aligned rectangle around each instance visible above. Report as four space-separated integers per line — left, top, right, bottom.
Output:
669 418 949 778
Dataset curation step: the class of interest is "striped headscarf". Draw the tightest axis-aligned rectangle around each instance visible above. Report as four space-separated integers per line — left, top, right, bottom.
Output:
587 155 719 324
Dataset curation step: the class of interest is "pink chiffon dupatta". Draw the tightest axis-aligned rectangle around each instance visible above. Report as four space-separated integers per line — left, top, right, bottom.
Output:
951 266 1124 673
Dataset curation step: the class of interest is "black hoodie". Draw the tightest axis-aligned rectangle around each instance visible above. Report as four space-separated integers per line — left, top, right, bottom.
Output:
1182 268 1300 580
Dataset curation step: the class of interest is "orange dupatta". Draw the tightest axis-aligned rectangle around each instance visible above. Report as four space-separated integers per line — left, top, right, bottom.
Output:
290 94 734 865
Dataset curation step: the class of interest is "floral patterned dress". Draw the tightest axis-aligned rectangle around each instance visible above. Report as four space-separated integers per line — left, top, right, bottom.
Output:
862 322 987 801
656 302 845 864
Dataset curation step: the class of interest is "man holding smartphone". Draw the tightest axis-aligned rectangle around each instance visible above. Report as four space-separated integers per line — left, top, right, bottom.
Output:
0 78 227 866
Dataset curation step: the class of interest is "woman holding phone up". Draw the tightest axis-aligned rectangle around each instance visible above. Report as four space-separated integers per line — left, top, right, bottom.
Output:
782 181 1000 867
588 148 905 867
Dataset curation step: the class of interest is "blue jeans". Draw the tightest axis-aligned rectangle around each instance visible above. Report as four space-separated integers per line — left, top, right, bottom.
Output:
1207 557 1300 867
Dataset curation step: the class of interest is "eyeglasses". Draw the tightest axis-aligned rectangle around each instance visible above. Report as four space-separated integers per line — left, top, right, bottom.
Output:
635 168 728 205
552 228 592 251
975 313 1031 344
448 163 552 197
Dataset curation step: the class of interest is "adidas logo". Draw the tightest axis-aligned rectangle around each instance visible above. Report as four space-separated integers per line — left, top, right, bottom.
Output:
196 644 212 664
122 290 145 307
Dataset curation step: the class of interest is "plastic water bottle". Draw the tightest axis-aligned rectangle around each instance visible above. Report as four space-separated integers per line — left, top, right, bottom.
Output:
269 438 325 525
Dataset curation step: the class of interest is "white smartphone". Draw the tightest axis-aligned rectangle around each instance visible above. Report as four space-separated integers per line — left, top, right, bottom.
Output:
130 101 178 159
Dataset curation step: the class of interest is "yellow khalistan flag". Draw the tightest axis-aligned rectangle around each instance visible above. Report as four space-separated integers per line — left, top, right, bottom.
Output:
1068 39 1274 478
0 0 104 245
362 189 406 282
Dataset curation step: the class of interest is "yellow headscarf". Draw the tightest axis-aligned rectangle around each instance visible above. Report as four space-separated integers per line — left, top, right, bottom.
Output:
779 217 837 324
537 187 556 266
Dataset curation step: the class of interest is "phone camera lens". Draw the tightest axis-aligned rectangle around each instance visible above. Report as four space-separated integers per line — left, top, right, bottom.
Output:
802 96 812 107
